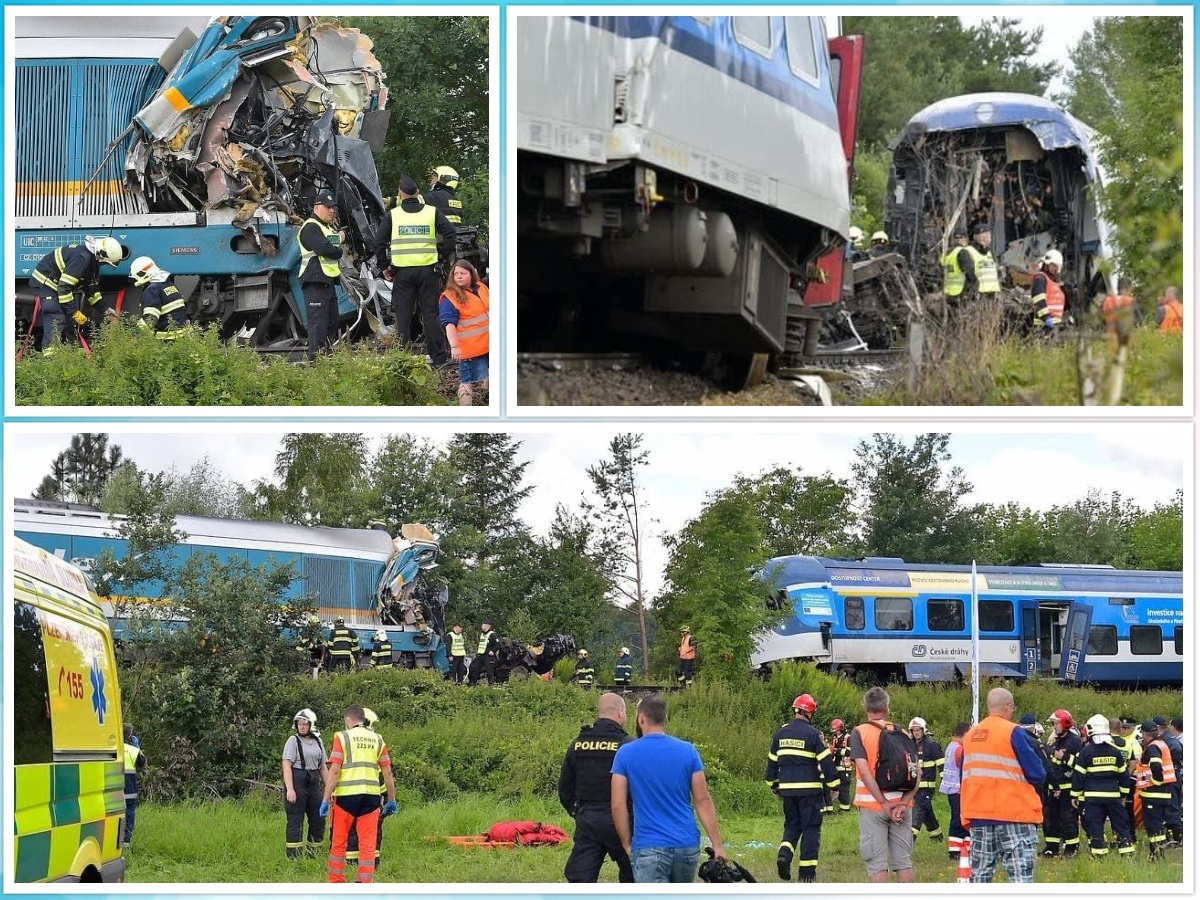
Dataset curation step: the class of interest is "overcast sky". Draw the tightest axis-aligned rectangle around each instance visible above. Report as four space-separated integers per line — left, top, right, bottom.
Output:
7 427 1188 596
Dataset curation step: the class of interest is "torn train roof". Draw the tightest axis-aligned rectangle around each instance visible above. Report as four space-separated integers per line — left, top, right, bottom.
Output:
895 92 1100 160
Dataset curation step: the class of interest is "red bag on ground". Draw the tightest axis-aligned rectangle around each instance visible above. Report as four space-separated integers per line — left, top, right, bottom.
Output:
484 821 570 845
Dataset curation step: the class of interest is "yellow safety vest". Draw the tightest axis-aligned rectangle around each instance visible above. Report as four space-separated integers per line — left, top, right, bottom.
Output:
449 631 466 656
123 744 140 775
389 204 438 268
298 217 342 279
332 726 384 797
942 247 967 297
964 246 1000 294
477 631 492 655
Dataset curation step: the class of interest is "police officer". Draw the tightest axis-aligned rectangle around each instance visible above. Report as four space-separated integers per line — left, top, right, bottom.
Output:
1072 714 1134 858
129 256 188 339
447 623 468 684
327 616 359 672
573 649 595 688
298 188 344 361
30 236 123 351
963 223 1001 304
470 621 499 685
909 717 945 842
614 647 633 687
1043 709 1082 857
375 173 455 367
558 692 634 882
942 228 970 306
370 630 393 668
766 693 840 883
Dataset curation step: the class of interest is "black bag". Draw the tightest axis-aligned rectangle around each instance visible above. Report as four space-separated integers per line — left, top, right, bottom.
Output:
697 847 756 883
870 722 921 793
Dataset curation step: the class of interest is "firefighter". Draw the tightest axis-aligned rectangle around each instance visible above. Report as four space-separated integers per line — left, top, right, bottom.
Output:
829 718 853 812
447 623 468 684
425 165 464 235
295 614 326 679
908 717 944 842
1072 714 1135 858
297 188 345 361
470 621 500 685
676 625 697 686
869 230 891 258
1043 708 1082 857
30 235 123 351
766 693 840 882
370 630 393 668
327 617 359 672
1031 249 1066 333
559 692 634 882
283 709 327 858
129 255 188 339
614 647 633 687
1114 717 1142 833
1137 721 1182 854
374 173 456 367
573 649 596 688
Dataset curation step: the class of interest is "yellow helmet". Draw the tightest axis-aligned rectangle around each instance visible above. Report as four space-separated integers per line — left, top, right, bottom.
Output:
95 237 123 267
871 231 889 244
430 165 460 192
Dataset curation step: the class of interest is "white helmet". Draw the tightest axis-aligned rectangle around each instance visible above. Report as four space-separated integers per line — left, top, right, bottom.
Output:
619 647 630 655
95 237 123 267
375 629 387 642
294 708 318 729
1041 249 1063 269
307 614 320 626
1086 714 1110 736
848 226 864 247
909 717 927 731
363 707 379 729
129 255 158 287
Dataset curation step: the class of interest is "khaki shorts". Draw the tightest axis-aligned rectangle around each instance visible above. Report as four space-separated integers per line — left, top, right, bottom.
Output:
858 806 914 876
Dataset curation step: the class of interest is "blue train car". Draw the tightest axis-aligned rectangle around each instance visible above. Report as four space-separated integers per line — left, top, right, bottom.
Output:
753 555 1182 687
14 498 448 672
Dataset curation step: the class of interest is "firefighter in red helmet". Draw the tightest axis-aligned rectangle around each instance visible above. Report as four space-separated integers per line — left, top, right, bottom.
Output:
1043 709 1082 857
829 718 853 812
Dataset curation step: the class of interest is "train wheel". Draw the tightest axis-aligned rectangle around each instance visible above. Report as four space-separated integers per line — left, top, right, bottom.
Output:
703 351 771 391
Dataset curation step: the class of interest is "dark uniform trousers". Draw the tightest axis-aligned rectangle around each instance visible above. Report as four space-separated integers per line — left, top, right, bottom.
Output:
285 768 325 857
392 265 450 366
911 789 943 838
1081 799 1133 855
565 803 633 883
303 282 338 361
449 654 467 684
1043 790 1080 854
780 795 824 881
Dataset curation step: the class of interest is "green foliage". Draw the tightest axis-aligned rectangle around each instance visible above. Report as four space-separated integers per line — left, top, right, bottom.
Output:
1128 491 1184 571
850 147 890 234
14 320 446 406
250 434 377 527
720 467 859 559
33 433 125 505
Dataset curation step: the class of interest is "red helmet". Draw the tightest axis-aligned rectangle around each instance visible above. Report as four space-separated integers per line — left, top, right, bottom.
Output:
792 693 818 715
830 718 844 731
1047 709 1074 731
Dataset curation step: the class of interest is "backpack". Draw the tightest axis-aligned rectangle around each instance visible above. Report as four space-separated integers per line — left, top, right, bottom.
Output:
869 722 921 793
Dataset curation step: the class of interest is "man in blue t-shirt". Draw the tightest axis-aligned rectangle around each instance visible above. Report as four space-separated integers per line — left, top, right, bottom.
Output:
610 693 727 882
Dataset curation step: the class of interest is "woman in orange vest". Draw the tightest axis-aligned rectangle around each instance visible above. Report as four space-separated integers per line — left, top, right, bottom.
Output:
1157 286 1183 335
439 260 490 405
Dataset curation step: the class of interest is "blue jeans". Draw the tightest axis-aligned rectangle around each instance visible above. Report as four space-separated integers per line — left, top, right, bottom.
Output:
459 352 489 385
630 845 700 883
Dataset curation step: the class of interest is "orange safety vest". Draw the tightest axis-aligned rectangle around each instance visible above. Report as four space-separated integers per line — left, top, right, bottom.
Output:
1102 293 1134 329
443 282 490 359
960 715 1043 827
678 635 696 660
1136 739 1177 796
1043 278 1065 319
1159 299 1183 334
852 720 912 811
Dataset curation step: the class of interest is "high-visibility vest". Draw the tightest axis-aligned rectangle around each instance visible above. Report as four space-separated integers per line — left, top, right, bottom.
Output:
960 715 1043 826
679 635 696 660
123 743 141 800
964 245 1000 293
1159 299 1183 334
332 726 384 796
942 247 967 297
852 721 911 811
443 283 489 359
1034 275 1065 319
371 640 393 667
449 631 466 656
1102 293 1134 329
1141 739 1177 795
389 204 438 267
477 631 492 655
298 217 342 279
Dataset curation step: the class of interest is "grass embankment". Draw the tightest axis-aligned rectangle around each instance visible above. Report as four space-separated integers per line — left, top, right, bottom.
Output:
854 302 1184 405
129 666 1183 883
14 321 448 406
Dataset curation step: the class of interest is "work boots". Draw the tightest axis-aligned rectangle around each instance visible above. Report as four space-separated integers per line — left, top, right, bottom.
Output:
776 849 791 881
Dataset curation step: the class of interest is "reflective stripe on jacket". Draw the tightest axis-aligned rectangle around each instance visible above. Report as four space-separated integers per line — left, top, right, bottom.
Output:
298 217 342 280
389 204 438 267
332 727 384 796
942 248 966 296
443 282 489 359
449 632 466 656
965 245 1000 293
960 715 1043 825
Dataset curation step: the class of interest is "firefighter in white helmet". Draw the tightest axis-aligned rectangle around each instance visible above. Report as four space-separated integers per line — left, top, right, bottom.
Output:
1072 714 1134 858
370 629 394 668
283 708 328 858
573 649 595 688
129 255 188 339
29 235 123 351
1031 249 1065 333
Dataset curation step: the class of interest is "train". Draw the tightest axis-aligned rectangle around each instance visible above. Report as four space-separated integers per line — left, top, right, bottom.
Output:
516 16 863 385
752 555 1182 687
885 92 1116 311
14 15 393 350
13 498 449 672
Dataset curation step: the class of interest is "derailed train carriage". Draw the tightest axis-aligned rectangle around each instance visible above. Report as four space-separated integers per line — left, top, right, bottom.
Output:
517 16 864 383
14 498 450 672
753 555 1182 686
14 15 394 349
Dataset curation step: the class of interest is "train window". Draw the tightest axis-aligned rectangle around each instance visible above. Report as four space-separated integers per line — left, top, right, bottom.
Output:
1087 625 1118 656
1174 626 1183 655
14 602 53 765
875 597 913 631
844 597 865 630
978 600 1014 633
1129 625 1163 655
783 18 820 84
732 17 774 58
928 598 964 631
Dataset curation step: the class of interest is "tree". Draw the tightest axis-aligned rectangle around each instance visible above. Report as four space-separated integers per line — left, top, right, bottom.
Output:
1128 490 1183 571
33 433 125 506
976 502 1055 565
851 434 982 562
959 18 1058 96
372 434 455 533
100 456 254 519
584 435 653 673
251 433 375 527
722 466 858 559
1042 490 1137 567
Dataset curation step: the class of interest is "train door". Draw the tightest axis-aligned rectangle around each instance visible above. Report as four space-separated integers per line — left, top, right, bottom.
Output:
1024 600 1071 675
1059 603 1091 682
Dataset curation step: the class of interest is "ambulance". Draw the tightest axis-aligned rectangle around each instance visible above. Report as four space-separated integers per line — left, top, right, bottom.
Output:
12 537 126 882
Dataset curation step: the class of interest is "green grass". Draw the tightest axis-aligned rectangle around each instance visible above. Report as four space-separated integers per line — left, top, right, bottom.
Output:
126 666 1183 882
